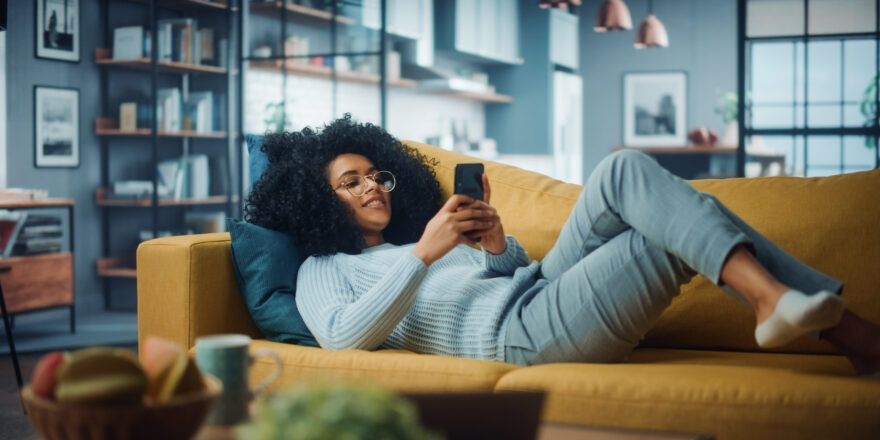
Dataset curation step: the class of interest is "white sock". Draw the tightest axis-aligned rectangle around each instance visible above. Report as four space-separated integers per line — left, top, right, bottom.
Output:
755 289 844 348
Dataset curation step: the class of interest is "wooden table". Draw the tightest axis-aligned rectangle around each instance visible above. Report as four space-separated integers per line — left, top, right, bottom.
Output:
196 421 711 440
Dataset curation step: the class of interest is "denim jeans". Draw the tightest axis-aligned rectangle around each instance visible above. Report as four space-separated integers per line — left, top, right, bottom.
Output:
503 150 843 366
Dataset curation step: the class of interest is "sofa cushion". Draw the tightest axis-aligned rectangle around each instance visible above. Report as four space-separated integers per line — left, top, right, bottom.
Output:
227 219 318 347
495 348 880 439
246 339 520 393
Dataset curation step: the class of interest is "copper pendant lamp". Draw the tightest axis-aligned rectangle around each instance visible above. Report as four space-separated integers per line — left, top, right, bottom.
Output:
594 0 632 32
539 0 582 9
634 0 669 48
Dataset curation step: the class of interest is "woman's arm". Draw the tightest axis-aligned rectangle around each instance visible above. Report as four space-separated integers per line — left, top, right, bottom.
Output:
482 234 531 275
295 252 427 351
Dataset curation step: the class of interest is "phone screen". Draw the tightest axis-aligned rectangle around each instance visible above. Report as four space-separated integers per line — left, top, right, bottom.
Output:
454 163 484 201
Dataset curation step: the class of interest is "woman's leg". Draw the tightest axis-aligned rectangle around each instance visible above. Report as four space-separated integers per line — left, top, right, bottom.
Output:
506 229 696 365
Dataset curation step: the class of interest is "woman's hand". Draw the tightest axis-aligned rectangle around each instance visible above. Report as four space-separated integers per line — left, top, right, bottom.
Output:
412 193 496 266
458 173 506 255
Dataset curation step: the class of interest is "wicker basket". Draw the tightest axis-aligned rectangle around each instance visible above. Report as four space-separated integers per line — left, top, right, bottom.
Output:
21 375 222 440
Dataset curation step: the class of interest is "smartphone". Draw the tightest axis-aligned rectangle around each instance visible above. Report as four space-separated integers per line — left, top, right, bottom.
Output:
454 163 485 201
454 163 485 242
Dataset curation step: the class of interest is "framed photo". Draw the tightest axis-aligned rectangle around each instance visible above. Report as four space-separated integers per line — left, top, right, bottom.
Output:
35 0 80 62
623 71 687 147
34 86 79 168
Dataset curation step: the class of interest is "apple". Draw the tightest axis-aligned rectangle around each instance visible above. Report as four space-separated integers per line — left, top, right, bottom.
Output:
31 351 65 399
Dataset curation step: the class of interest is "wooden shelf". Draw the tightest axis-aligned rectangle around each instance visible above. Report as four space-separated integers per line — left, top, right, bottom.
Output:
612 146 785 158
0 253 73 314
96 188 236 208
97 257 137 279
0 198 74 209
127 0 234 11
95 48 228 75
249 59 419 88
250 1 356 24
431 91 515 103
95 118 228 139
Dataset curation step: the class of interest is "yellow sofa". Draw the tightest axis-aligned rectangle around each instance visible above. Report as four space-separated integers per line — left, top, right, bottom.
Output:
137 142 880 439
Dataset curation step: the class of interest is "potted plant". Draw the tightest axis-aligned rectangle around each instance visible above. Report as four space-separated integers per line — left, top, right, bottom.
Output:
861 73 879 149
716 92 738 147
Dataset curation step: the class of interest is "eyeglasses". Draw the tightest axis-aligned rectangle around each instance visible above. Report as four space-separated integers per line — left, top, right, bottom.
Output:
334 171 396 197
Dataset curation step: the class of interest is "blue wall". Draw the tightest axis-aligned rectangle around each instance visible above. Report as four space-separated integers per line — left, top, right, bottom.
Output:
579 0 736 174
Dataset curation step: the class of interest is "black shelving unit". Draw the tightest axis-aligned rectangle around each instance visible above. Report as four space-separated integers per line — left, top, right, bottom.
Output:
97 0 240 309
239 0 388 142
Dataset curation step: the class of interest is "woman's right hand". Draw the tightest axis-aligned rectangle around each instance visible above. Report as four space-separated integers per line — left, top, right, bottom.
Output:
411 194 495 266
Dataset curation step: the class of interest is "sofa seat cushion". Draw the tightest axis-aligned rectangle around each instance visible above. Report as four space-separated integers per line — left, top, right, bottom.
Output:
247 339 520 393
494 348 880 440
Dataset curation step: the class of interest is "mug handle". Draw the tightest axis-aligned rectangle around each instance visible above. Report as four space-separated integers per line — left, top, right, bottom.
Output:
250 348 282 396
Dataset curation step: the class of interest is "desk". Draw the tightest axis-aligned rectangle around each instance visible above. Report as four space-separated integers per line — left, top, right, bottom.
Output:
612 146 786 180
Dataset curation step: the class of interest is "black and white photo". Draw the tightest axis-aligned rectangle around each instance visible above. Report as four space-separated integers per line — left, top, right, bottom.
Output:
36 0 79 62
34 86 79 168
623 72 687 147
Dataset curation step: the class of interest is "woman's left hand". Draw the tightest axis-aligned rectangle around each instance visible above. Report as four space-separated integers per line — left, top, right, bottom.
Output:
457 173 507 255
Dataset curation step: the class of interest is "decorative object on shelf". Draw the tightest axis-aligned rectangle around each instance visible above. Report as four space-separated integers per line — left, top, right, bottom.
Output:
264 101 290 133
716 91 739 147
112 26 145 60
252 44 271 58
634 0 668 48
36 0 80 62
687 127 719 147
34 86 79 168
623 71 686 147
119 102 137 131
540 0 581 10
594 0 631 32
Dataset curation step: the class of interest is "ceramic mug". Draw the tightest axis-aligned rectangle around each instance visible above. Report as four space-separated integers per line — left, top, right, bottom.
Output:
195 334 282 425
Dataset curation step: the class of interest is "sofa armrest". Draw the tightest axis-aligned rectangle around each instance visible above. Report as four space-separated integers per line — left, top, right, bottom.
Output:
136 233 262 357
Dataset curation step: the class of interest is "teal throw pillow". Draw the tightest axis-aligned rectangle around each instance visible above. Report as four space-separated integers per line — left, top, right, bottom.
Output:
227 218 318 347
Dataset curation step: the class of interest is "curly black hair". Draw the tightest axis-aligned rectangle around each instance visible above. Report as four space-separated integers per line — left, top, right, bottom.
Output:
245 115 442 257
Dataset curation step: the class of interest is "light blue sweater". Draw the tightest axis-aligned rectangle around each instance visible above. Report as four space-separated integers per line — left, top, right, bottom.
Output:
295 235 540 361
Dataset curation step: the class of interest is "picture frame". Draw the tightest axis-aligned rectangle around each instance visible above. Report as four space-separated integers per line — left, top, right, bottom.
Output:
35 0 80 63
34 86 79 168
623 71 687 147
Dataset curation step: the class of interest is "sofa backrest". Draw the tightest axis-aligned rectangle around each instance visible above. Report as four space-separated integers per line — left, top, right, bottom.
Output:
406 141 880 355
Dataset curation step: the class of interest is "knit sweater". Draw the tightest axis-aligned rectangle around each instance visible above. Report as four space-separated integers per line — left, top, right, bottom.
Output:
295 235 540 361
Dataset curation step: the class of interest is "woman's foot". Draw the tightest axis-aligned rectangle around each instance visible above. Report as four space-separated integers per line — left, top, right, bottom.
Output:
823 310 880 377
754 289 844 348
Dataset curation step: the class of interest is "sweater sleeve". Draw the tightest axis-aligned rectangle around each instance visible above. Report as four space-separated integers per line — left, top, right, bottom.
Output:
482 234 531 276
295 251 428 351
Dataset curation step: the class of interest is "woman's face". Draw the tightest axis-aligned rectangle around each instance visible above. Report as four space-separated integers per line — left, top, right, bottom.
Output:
326 153 392 246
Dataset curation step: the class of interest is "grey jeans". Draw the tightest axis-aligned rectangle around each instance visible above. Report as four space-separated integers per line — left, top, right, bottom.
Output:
503 150 843 366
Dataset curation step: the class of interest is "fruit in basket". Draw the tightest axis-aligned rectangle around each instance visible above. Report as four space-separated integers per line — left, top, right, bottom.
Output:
32 351 66 399
142 336 205 402
55 347 148 406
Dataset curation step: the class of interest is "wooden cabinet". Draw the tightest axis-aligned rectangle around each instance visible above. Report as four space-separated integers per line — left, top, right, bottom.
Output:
0 199 75 332
437 0 521 64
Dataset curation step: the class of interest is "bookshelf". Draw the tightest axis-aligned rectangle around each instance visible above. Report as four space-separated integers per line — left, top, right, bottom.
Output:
249 1 356 24
0 199 75 333
97 0 239 309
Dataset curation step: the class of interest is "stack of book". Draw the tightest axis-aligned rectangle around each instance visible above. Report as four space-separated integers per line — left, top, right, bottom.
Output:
154 88 223 133
12 215 64 257
112 19 219 66
0 210 27 258
156 154 211 200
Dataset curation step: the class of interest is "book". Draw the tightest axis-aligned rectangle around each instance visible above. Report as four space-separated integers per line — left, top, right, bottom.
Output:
199 28 214 64
157 88 181 131
0 210 28 258
187 154 211 199
157 18 198 63
157 158 185 199
113 26 144 60
187 91 213 133
119 102 137 131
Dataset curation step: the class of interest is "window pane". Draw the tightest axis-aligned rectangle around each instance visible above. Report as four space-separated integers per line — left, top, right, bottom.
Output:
806 167 840 177
808 0 876 35
752 105 795 128
795 104 805 128
794 135 805 175
244 68 284 134
751 42 795 104
807 104 841 127
806 136 841 172
843 136 877 167
843 40 876 102
843 103 865 126
795 42 805 104
747 0 805 37
807 41 842 103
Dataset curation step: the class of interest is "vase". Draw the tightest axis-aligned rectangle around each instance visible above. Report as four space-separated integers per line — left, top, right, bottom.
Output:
722 121 738 147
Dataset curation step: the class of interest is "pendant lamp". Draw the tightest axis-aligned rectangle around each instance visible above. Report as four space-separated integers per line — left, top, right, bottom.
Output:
539 0 582 9
594 0 632 32
634 0 668 48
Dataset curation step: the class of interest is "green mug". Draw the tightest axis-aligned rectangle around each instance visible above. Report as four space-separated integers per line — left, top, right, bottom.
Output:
195 334 282 425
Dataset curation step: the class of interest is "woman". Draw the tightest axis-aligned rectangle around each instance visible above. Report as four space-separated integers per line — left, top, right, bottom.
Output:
246 116 880 374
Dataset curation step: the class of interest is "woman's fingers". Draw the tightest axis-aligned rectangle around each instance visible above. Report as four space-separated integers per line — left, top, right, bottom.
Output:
482 173 491 204
444 194 475 212
458 219 493 232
